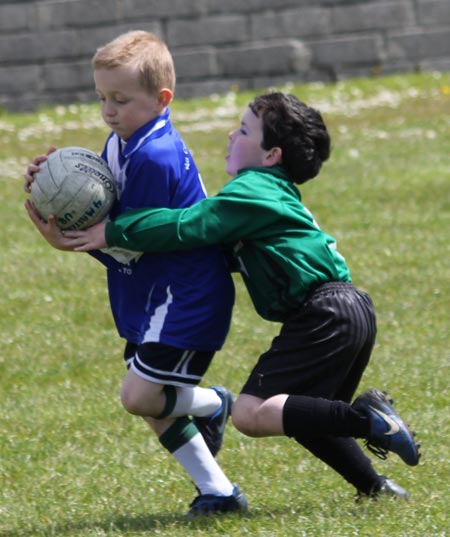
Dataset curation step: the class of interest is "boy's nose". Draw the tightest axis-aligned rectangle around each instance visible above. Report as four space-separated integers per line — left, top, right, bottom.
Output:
103 102 116 116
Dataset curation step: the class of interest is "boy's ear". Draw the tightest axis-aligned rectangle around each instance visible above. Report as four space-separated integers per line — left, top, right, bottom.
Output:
264 147 282 166
158 88 173 107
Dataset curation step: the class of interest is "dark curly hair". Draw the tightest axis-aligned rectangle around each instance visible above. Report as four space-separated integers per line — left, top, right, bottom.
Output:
249 93 331 184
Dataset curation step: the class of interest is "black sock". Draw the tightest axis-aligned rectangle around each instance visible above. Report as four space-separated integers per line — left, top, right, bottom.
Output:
282 394 370 438
297 435 382 494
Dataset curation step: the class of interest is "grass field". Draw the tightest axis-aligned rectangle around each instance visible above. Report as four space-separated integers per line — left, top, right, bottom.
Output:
1 72 449 536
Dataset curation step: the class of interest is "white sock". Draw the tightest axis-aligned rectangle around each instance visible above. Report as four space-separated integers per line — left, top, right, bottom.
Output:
170 386 222 418
172 432 234 496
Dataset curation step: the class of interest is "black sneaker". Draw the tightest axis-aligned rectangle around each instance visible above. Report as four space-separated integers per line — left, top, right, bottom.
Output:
378 478 410 499
357 477 410 501
187 485 248 516
193 386 234 457
352 388 421 466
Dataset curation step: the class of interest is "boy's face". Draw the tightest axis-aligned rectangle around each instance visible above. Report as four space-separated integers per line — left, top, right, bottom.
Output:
94 65 164 141
225 106 272 176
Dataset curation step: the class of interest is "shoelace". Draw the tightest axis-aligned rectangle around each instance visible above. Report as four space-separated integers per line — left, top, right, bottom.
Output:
363 439 388 460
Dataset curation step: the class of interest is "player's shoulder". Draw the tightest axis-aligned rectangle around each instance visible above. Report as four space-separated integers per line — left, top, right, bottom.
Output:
128 143 170 174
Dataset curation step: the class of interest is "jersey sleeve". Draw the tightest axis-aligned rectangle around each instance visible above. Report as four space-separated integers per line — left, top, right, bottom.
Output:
105 174 284 252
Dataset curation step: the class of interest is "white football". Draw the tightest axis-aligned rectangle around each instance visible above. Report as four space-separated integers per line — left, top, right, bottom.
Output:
30 146 116 230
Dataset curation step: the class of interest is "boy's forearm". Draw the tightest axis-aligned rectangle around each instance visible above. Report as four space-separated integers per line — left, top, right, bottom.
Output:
105 207 186 252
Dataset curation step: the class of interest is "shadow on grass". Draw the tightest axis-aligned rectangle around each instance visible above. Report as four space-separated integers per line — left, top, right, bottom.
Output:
2 509 258 537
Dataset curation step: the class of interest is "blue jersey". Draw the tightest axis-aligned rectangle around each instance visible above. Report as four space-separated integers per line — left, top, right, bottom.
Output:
90 109 234 350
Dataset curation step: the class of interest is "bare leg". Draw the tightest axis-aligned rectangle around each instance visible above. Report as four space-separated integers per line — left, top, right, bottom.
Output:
232 393 288 437
120 368 167 417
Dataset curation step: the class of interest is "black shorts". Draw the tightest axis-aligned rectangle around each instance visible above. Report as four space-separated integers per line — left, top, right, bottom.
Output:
124 342 216 387
240 282 377 402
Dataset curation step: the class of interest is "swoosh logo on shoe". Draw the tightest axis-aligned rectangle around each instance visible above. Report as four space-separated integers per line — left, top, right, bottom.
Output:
369 406 400 436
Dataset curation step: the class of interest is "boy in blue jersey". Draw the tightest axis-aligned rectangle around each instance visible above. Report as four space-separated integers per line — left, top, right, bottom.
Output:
60 92 421 502
24 31 247 516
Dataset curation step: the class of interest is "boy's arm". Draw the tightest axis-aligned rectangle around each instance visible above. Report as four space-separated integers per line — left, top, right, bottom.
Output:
105 206 190 251
104 193 258 252
68 174 282 253
68 195 256 252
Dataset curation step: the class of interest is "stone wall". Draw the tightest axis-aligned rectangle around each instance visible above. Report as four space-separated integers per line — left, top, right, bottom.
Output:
1 0 450 111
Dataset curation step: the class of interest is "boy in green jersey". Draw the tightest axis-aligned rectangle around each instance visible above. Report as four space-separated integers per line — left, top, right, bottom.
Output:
47 93 420 500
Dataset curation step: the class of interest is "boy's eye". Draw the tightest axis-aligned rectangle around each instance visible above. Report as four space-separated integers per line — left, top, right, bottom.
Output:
96 94 128 105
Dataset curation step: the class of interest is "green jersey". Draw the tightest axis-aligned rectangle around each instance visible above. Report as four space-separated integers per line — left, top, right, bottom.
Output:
106 166 351 322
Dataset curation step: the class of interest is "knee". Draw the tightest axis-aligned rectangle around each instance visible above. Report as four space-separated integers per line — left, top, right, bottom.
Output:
232 394 287 437
232 400 259 437
120 385 162 417
120 388 144 416
120 373 165 417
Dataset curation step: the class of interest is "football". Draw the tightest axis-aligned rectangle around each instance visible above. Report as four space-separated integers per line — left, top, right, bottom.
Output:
30 146 116 230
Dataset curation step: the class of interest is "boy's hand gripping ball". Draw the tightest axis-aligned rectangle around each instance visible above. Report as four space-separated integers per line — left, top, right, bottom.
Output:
30 146 116 230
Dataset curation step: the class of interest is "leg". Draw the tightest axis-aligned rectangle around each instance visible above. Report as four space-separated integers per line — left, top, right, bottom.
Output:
121 342 247 513
232 393 369 439
233 284 416 497
297 435 382 494
144 414 235 496
233 393 409 497
120 368 225 419
120 370 235 494
232 393 288 437
120 368 167 417
121 368 233 456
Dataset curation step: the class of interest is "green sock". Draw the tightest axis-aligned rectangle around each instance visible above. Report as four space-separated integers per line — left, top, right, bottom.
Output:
158 416 234 496
159 416 198 453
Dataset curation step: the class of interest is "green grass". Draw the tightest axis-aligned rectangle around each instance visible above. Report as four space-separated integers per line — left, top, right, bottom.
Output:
1 72 449 536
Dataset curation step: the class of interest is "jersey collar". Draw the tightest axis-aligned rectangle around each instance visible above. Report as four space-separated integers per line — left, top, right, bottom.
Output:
120 108 172 159
237 165 291 182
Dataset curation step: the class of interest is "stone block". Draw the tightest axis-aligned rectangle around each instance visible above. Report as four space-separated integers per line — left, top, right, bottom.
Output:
173 47 219 80
417 28 450 57
0 30 81 62
121 0 206 19
421 57 450 71
388 28 450 60
332 2 416 33
167 15 247 47
36 0 119 29
218 40 311 77
205 0 309 15
75 22 163 56
310 35 383 66
250 8 331 40
42 60 93 91
0 64 41 93
417 0 450 25
0 3 33 32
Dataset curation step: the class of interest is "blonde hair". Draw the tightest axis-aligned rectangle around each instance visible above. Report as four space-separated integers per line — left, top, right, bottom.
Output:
92 31 175 95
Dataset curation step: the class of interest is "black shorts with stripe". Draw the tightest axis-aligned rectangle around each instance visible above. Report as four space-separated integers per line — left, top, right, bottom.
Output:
124 341 216 387
240 282 377 403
